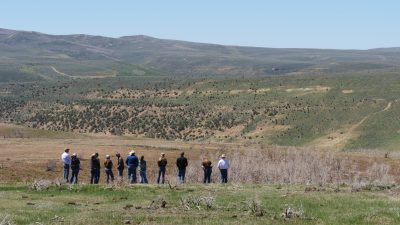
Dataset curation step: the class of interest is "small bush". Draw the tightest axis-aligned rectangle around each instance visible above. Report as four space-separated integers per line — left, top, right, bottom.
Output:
247 198 265 216
54 177 68 190
281 204 305 219
0 214 14 225
31 180 51 191
180 195 215 210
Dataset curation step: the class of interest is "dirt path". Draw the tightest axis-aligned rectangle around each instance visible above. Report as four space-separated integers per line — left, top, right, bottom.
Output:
309 101 393 150
50 66 70 77
383 101 392 111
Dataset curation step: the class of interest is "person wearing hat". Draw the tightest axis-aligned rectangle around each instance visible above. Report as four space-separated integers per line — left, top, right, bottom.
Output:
70 153 81 184
217 154 230 183
61 148 71 181
116 152 125 179
90 153 100 184
104 155 114 184
125 150 139 184
202 157 213 184
176 152 188 183
157 153 168 184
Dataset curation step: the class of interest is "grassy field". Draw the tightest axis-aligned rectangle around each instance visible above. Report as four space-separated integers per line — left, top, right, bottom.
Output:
1 123 400 224
1 183 400 225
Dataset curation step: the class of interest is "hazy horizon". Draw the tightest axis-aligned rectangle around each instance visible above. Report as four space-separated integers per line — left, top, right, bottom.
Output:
1 0 400 50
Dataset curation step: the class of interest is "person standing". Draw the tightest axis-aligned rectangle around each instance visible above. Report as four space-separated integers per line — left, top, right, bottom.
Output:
176 152 188 183
202 157 212 184
116 152 125 179
126 151 139 184
139 155 148 184
104 155 114 184
217 154 229 183
70 153 80 184
157 153 168 184
61 148 71 181
90 153 101 184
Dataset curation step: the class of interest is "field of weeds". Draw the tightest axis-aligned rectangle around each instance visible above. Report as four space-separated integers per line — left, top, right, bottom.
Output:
1 124 400 224
2 183 400 225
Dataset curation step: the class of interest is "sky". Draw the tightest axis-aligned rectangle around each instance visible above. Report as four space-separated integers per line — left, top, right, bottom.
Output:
1 0 399 49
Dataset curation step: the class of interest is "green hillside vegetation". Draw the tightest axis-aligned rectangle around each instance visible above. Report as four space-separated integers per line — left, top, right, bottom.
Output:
0 71 400 150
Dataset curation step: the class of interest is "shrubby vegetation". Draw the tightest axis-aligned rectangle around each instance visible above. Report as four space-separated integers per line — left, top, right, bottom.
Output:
0 73 400 149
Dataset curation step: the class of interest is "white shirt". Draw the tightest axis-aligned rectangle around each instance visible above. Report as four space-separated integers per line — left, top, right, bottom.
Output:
61 152 71 165
217 159 229 169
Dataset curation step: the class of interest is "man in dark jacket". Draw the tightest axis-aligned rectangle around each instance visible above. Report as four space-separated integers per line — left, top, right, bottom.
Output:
104 155 114 184
90 153 100 184
176 152 188 183
157 153 167 184
70 153 80 184
202 157 212 184
125 150 139 184
116 152 124 179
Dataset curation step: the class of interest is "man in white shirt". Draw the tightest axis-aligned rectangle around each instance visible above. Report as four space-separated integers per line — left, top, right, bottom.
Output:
217 154 229 183
61 148 71 181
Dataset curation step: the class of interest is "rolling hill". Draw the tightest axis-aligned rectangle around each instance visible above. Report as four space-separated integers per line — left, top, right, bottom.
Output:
1 28 400 150
0 28 400 82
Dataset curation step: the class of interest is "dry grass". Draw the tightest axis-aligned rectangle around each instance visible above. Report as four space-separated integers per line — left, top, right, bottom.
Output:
0 126 398 186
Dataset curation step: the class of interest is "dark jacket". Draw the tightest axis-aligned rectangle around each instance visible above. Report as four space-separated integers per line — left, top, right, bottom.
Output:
176 156 188 170
117 157 124 170
202 160 212 169
126 155 139 168
104 159 113 170
139 160 146 171
158 158 167 167
91 157 100 170
71 157 80 170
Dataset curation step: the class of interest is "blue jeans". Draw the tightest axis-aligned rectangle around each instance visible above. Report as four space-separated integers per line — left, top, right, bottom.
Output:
63 164 70 181
128 166 137 184
203 168 212 183
157 167 166 184
220 169 228 183
178 169 186 183
70 169 79 184
90 169 100 184
140 170 148 184
118 168 124 178
105 169 114 184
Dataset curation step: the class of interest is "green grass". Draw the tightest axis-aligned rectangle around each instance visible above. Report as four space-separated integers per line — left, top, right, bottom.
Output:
1 183 400 224
0 124 85 139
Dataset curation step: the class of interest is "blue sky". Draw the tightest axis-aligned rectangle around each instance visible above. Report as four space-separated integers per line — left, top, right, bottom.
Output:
1 0 399 49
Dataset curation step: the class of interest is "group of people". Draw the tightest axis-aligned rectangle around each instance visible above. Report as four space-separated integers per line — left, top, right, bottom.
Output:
60 148 230 184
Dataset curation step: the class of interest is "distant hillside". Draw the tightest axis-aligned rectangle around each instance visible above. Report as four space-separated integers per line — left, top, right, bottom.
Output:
0 28 400 81
1 72 400 150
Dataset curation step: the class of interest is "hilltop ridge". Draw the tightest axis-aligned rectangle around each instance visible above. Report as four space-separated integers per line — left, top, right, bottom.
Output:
0 28 400 82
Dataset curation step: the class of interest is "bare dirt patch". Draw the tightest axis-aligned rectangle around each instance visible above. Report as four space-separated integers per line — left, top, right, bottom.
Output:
286 85 331 93
215 124 245 137
342 90 354 94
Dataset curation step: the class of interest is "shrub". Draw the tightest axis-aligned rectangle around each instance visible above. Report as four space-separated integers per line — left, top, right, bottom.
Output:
247 197 265 216
180 195 215 210
185 147 394 186
281 204 305 219
31 179 51 191
0 214 14 225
